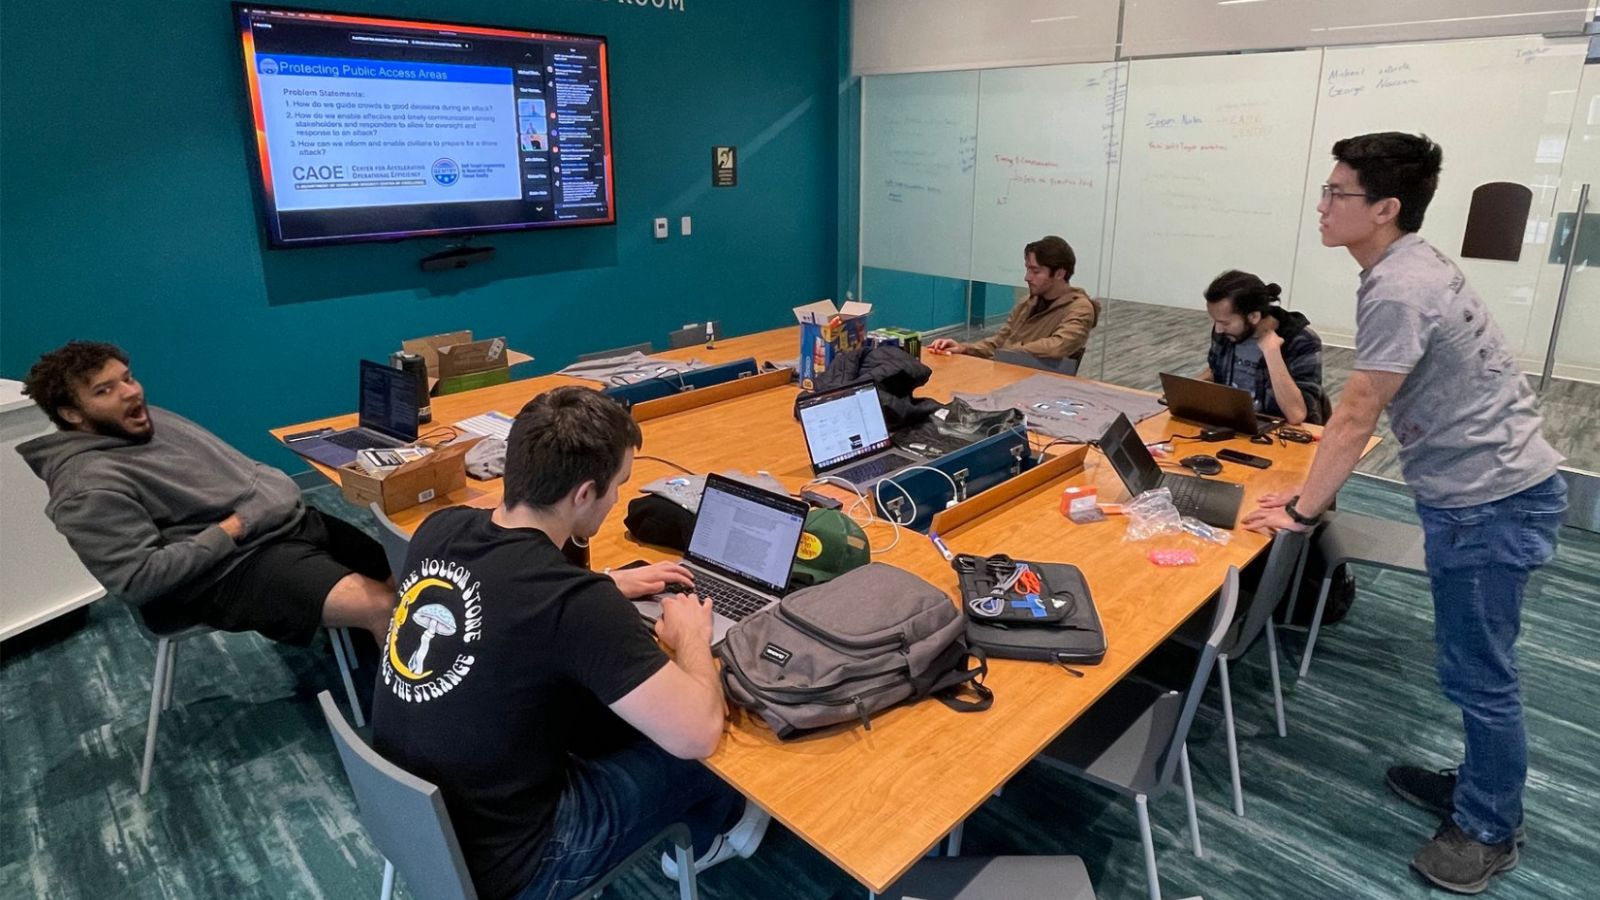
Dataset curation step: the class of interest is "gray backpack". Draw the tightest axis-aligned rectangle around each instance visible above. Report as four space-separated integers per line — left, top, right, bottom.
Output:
716 563 992 739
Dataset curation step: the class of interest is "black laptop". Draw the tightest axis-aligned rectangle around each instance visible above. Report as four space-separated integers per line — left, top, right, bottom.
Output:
284 360 419 468
1159 372 1280 437
1099 413 1243 529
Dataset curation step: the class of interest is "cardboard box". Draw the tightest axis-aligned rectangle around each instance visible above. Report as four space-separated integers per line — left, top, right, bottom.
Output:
793 299 871 391
402 331 534 386
340 438 479 514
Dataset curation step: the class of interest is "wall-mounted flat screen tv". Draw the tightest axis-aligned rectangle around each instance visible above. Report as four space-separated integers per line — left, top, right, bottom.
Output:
235 4 614 248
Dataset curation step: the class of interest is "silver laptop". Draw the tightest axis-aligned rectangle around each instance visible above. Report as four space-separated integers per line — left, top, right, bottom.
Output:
632 474 810 644
796 380 921 490
284 360 419 468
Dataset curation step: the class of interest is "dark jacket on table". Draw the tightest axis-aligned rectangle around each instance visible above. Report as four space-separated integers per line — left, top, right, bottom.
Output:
798 344 942 428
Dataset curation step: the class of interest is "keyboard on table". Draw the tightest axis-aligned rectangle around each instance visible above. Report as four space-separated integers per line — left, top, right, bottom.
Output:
836 453 912 484
1161 473 1210 511
326 430 401 450
680 576 770 621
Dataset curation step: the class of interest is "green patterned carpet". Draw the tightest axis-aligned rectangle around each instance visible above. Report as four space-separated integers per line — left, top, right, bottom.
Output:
3 476 1596 899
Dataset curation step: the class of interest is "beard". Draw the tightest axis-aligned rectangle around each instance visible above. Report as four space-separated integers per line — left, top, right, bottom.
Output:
83 409 155 443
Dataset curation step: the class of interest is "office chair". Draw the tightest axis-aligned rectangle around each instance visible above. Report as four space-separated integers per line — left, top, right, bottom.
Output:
1169 529 1307 816
668 321 720 350
1285 510 1426 679
576 341 654 363
1032 567 1240 900
318 692 700 900
129 601 365 794
879 854 1097 900
993 347 1081 376
369 502 412 583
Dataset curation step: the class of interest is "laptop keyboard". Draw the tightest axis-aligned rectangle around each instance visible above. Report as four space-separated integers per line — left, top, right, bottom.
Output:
835 452 910 484
1160 474 1208 513
689 576 771 622
326 430 401 450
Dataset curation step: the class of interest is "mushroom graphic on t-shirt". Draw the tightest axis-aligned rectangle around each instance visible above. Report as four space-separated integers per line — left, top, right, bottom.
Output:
406 604 457 675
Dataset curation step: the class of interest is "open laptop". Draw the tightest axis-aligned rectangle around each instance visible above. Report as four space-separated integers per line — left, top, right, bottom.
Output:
1159 372 1281 437
631 474 810 644
796 380 921 490
1099 412 1244 529
284 360 419 468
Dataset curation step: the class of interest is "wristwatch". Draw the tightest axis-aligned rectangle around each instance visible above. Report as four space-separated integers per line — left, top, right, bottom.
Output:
1284 495 1321 527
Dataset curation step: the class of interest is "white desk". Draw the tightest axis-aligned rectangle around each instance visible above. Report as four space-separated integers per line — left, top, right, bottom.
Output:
1 380 105 639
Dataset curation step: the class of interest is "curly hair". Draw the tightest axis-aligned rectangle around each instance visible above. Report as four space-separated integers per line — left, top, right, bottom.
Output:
22 341 130 430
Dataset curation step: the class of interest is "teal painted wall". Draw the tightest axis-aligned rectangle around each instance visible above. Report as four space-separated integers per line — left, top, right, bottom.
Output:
0 0 840 466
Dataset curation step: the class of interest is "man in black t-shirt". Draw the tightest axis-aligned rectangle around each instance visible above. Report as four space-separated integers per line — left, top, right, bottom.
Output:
370 387 764 900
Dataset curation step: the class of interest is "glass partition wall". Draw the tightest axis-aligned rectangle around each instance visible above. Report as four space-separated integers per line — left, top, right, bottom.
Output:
850 34 1600 483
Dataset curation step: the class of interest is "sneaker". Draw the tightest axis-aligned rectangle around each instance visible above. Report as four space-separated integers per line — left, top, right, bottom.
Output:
1386 765 1526 844
659 804 771 879
1411 821 1518 894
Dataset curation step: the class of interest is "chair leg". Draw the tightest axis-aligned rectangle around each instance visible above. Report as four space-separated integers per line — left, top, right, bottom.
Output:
945 820 964 856
330 629 366 728
379 858 395 900
1265 620 1287 738
341 627 360 670
1134 793 1161 900
161 642 179 712
675 843 699 900
1297 577 1335 679
1180 743 1202 858
140 638 172 795
1218 656 1244 817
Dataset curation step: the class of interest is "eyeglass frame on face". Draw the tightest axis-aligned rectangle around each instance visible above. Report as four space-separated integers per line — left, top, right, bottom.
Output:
1320 183 1374 202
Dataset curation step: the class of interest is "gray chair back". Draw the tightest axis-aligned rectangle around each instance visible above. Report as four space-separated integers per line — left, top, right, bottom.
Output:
1222 529 1308 658
318 691 479 900
369 502 412 580
576 342 654 363
993 347 1080 376
1155 566 1240 790
668 321 720 349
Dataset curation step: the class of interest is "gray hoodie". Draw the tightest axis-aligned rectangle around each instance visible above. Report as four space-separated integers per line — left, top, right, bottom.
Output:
17 407 305 605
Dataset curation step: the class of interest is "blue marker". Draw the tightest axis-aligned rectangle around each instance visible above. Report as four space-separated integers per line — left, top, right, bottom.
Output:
928 532 954 561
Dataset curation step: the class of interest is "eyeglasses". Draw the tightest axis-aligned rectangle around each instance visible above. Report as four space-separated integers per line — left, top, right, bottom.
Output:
1320 184 1372 202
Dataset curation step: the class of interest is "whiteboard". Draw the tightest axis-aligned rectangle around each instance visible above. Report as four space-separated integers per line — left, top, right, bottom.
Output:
853 0 1120 76
861 70 979 280
1109 50 1324 308
1289 36 1586 348
967 63 1125 295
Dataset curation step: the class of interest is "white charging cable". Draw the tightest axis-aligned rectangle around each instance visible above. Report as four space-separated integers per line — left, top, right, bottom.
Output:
802 475 902 554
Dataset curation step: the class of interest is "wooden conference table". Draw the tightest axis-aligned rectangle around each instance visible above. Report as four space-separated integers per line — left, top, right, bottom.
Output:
274 326 1352 894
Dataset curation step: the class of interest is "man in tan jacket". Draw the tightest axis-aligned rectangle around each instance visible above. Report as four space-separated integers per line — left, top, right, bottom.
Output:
928 235 1099 364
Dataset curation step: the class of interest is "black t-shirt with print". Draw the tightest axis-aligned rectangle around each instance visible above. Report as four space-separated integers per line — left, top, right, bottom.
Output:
370 507 668 900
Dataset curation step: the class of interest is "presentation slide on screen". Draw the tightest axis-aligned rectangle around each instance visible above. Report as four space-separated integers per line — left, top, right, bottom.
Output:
256 54 521 211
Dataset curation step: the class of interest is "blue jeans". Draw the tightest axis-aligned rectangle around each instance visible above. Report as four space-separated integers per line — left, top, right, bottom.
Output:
513 738 742 900
1416 474 1566 846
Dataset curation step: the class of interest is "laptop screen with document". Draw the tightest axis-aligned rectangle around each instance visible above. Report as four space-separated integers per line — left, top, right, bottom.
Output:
357 360 420 442
686 476 808 594
797 381 893 471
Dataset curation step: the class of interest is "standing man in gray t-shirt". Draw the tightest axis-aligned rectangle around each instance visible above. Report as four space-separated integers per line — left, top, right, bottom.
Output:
1244 132 1566 894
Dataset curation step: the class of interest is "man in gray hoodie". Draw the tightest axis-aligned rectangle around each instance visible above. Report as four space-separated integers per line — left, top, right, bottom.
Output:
18 341 395 645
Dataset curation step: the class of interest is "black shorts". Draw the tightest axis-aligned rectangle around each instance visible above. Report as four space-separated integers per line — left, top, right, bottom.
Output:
141 508 390 646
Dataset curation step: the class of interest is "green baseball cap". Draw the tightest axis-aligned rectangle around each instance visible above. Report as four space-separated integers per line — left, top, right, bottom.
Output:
791 508 871 586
